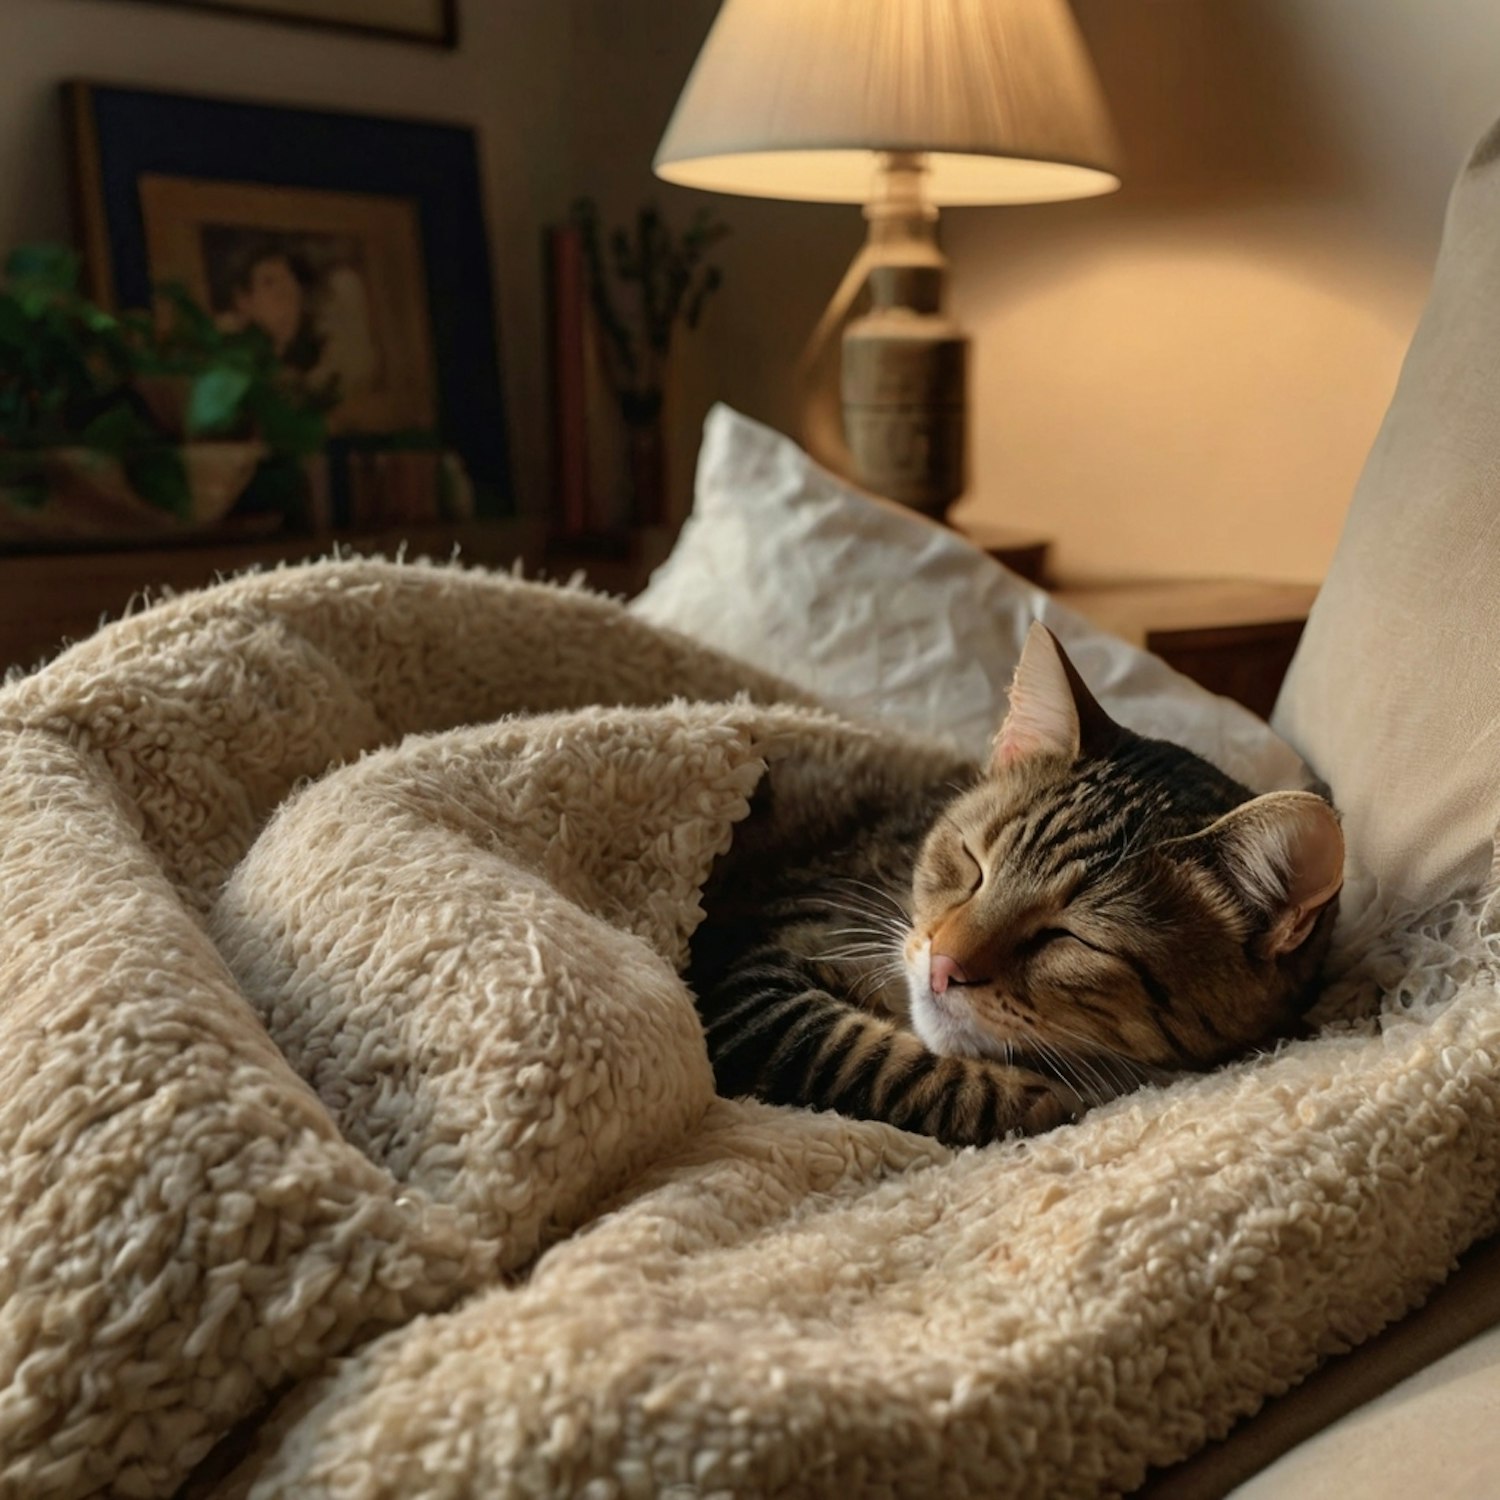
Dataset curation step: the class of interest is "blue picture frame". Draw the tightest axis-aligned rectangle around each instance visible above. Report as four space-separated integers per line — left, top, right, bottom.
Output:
66 80 512 511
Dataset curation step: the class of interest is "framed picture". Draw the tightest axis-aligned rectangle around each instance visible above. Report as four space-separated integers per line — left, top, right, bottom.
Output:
66 81 510 509
139 176 438 436
111 0 458 48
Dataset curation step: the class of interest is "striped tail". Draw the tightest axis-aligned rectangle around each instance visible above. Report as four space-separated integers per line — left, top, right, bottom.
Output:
692 944 1074 1146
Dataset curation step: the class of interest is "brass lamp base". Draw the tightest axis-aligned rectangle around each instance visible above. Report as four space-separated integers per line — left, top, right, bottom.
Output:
798 153 968 517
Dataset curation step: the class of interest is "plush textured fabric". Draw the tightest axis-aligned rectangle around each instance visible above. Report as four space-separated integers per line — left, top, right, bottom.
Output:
1274 117 1500 916
2 559 1499 1500
633 405 1310 795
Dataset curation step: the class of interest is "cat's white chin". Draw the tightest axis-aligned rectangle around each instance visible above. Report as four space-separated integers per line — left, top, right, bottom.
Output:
904 942 1002 1060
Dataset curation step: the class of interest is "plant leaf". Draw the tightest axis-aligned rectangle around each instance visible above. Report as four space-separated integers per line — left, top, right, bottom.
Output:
186 366 252 436
5 244 80 295
81 402 153 457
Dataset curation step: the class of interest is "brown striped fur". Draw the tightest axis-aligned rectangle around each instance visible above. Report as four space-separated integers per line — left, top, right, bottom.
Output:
688 625 1344 1146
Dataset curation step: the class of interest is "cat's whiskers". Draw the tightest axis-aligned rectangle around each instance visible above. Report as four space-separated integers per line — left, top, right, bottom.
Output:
819 948 907 1009
1032 1015 1148 1101
1050 1013 1152 1081
804 898 911 940
1022 1033 1090 1106
814 925 907 956
827 877 912 923
1005 1022 1109 1107
1046 1040 1109 1105
1041 1037 1110 1110
806 918 908 1008
851 966 907 1009
817 947 901 968
818 922 906 944
819 911 912 952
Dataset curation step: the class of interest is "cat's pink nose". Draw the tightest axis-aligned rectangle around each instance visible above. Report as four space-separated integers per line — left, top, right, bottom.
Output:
929 953 968 995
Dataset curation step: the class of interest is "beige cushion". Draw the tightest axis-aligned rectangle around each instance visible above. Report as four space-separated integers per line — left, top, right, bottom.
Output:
1139 1233 1500 1500
1274 117 1500 913
1232 1323 1500 1500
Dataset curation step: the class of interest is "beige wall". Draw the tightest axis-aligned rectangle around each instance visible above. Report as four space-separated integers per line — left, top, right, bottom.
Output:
947 0 1500 582
0 0 575 512
571 0 1500 584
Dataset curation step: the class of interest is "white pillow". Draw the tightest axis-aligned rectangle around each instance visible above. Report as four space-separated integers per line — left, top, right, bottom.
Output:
633 405 1310 793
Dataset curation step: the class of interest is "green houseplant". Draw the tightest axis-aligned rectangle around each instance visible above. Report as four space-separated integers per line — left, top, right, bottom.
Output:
0 243 334 541
570 200 728 526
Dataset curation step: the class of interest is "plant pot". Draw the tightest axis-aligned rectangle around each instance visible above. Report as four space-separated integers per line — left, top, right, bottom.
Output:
0 442 266 545
130 373 196 435
625 415 667 528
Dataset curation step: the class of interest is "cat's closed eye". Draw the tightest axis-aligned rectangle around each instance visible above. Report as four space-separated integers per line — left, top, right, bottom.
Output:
956 839 983 893
1034 926 1118 957
920 831 983 899
1022 926 1075 955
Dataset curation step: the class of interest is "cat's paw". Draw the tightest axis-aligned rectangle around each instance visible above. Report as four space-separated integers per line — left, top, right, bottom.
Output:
1019 1075 1086 1135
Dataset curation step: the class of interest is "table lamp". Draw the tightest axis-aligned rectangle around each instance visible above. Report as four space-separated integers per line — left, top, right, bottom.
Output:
654 0 1120 517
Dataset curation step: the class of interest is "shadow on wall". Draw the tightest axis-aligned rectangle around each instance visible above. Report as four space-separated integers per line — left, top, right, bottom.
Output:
1075 0 1351 208
946 0 1437 584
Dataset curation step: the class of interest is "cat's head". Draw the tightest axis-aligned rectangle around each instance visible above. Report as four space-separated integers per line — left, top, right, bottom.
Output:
903 623 1343 1094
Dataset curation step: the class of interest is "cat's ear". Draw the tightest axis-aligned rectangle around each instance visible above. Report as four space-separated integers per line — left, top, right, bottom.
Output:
1199 791 1345 959
992 622 1122 770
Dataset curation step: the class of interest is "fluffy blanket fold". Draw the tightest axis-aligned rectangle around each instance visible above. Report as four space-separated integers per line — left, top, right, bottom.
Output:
1 560 1497 1500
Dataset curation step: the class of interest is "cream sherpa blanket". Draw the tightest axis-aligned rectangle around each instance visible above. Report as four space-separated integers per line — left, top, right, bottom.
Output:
2 559 1499 1500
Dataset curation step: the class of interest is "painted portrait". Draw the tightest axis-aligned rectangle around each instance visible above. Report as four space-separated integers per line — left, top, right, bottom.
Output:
139 175 438 435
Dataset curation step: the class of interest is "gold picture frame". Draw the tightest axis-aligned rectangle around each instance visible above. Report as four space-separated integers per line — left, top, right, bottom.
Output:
139 174 439 436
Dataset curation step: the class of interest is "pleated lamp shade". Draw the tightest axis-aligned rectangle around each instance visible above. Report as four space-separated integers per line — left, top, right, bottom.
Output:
654 0 1120 206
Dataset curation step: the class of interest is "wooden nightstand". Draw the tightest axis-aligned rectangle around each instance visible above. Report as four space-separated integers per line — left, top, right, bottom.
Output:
949 520 1052 586
1052 579 1319 719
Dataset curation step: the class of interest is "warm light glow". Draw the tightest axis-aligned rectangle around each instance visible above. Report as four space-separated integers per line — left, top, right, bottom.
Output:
654 0 1119 208
656 149 1119 206
945 220 1424 583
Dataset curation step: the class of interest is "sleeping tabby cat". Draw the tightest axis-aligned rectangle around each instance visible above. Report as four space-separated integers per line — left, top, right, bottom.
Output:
688 623 1344 1146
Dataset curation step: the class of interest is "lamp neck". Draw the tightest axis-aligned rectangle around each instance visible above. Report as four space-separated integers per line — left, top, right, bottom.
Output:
865 151 938 245
863 151 946 312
